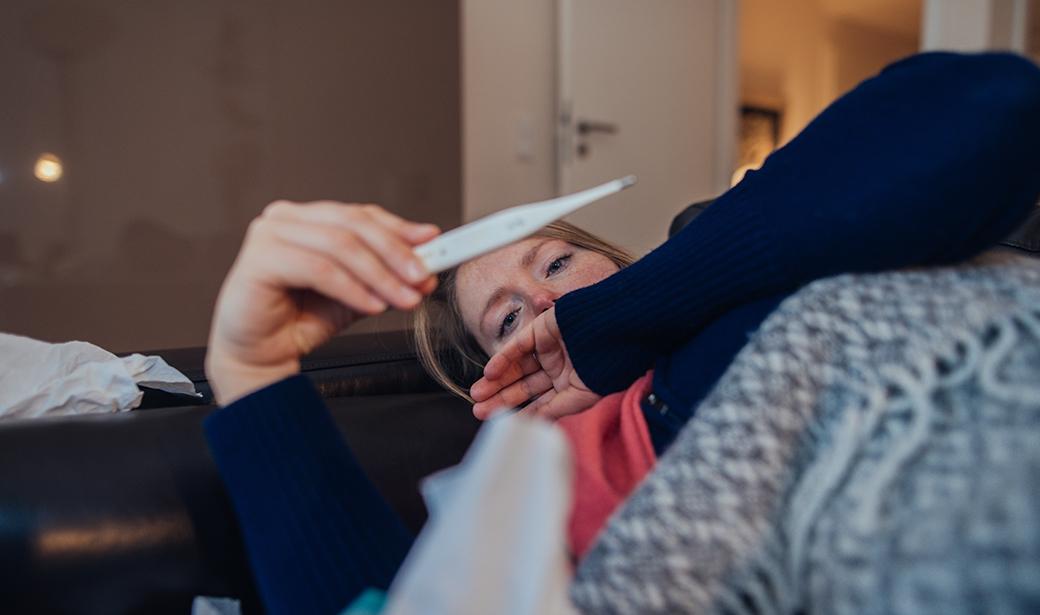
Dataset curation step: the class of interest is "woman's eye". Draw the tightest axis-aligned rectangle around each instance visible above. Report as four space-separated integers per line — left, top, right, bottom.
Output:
498 310 519 338
547 254 571 276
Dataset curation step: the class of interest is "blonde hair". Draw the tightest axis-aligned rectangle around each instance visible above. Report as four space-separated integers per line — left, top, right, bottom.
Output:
412 221 636 401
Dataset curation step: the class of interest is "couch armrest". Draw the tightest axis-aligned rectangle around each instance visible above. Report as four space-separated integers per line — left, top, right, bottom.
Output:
0 389 478 615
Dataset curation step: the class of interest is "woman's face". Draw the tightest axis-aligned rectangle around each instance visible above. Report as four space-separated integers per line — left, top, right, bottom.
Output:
455 237 619 356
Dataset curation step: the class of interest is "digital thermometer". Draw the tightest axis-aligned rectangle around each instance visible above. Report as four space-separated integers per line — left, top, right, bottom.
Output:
414 175 636 273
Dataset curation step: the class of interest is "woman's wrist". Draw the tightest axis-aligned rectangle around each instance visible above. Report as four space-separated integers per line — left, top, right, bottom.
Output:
205 347 301 406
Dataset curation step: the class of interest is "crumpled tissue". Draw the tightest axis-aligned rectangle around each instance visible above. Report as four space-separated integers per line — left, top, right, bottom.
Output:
379 412 579 615
0 332 199 419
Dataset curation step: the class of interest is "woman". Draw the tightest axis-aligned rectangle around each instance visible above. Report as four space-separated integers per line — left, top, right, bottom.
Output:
205 51 1040 615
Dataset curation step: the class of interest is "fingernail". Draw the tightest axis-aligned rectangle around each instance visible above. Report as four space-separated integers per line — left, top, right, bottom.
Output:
400 285 422 304
406 260 427 282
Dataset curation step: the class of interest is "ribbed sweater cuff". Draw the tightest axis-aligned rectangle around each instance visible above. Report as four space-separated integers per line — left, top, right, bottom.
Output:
204 375 413 615
556 187 784 396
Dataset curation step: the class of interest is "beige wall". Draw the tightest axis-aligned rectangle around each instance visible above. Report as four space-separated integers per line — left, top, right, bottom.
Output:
830 20 919 98
9 0 1016 353
741 0 920 146
741 0 1040 152
0 0 460 352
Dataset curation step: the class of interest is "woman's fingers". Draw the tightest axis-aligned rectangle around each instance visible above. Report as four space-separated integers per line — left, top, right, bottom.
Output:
261 219 417 311
252 232 389 314
259 201 440 309
471 322 542 402
479 310 559 383
517 388 557 418
474 354 540 397
481 338 535 382
482 373 600 422
529 387 602 421
470 308 598 421
471 370 554 420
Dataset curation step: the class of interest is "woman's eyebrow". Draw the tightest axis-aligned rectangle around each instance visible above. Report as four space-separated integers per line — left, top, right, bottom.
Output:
519 240 545 268
480 288 506 339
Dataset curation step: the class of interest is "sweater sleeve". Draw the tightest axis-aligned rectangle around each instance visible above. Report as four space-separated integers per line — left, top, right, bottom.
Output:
556 51 1040 396
203 375 414 615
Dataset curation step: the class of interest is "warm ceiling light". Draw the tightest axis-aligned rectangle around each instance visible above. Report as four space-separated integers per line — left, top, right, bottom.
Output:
35 153 63 182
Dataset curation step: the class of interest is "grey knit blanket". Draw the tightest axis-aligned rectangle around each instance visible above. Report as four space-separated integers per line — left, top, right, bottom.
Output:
571 253 1040 615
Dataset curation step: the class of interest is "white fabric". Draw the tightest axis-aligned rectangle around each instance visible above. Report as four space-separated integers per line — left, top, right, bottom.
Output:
0 332 198 419
382 413 580 615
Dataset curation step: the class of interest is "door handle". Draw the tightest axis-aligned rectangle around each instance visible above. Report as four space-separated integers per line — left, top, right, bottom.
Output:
577 120 618 135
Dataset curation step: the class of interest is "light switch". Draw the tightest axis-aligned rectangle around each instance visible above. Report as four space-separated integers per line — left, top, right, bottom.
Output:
515 114 534 161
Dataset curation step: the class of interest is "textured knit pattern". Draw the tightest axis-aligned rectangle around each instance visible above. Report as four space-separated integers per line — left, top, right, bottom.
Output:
571 254 1040 615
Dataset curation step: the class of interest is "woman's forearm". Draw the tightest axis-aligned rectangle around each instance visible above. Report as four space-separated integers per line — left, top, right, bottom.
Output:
204 376 414 615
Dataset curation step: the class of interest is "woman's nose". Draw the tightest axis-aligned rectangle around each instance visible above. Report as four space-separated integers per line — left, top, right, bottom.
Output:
532 289 557 313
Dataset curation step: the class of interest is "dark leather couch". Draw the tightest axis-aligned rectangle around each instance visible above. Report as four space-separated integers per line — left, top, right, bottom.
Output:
0 330 480 615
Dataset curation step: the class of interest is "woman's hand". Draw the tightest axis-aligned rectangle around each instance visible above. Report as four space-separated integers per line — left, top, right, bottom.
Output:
470 307 602 421
206 200 440 406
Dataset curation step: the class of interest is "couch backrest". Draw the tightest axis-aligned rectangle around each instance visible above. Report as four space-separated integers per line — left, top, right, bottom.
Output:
137 329 444 406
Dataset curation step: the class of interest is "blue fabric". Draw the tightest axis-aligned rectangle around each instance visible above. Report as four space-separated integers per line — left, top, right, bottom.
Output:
644 294 788 455
204 376 413 615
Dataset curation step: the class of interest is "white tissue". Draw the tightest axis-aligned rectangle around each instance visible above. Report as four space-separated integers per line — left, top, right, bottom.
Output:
381 413 579 615
0 332 198 419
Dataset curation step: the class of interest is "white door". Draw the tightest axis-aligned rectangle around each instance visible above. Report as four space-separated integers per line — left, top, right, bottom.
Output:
556 0 737 256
